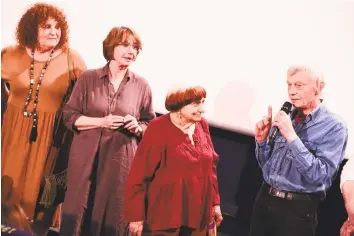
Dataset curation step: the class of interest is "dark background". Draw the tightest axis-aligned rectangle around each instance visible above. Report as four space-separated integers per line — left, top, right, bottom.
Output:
1 106 348 236
208 124 348 236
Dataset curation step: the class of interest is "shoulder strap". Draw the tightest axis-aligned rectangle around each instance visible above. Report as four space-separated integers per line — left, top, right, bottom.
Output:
51 49 74 144
67 48 74 81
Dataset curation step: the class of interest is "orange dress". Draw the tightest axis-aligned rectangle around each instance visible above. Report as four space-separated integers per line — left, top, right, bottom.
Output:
1 45 86 219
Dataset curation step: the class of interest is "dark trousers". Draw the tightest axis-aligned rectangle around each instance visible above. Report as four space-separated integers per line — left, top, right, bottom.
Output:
249 183 319 236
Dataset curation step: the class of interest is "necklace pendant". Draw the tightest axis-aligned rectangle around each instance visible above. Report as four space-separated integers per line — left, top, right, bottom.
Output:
24 111 32 117
24 49 54 121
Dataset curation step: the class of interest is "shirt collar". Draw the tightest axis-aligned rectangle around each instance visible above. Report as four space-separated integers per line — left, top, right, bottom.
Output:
290 102 326 123
98 62 133 81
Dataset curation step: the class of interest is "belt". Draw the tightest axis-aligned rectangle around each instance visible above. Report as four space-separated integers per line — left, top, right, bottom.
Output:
263 182 320 201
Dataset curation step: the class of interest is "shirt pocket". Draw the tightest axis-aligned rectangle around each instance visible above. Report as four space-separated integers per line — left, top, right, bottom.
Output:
124 96 140 118
113 100 135 117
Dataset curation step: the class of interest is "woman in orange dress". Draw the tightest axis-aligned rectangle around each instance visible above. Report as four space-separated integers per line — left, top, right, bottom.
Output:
1 3 86 235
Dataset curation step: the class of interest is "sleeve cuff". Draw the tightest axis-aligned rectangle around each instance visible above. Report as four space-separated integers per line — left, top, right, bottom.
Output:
287 137 304 156
124 205 145 223
213 195 221 206
68 114 82 133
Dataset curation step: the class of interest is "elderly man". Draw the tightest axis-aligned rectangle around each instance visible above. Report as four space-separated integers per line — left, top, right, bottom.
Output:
340 157 354 236
249 66 348 236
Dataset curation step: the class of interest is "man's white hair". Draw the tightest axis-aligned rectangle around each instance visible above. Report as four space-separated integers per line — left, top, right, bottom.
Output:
287 65 325 101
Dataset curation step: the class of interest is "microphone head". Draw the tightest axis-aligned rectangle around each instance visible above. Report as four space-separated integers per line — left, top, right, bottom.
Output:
281 101 292 114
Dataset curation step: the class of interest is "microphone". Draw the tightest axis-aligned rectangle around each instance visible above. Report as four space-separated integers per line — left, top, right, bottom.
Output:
267 101 292 145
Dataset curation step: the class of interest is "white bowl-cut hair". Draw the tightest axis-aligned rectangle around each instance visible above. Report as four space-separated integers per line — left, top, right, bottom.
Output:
287 65 325 101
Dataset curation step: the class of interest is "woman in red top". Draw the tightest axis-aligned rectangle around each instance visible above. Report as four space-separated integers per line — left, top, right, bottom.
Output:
124 86 223 235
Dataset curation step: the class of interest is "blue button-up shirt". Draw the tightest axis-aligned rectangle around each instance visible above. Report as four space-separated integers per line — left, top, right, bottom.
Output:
256 104 348 195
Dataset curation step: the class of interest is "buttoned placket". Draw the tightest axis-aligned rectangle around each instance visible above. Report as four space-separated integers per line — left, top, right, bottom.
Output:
106 76 129 116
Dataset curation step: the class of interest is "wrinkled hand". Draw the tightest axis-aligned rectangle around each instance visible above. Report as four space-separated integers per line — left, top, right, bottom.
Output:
340 220 354 236
101 114 124 130
272 110 297 142
124 115 142 134
255 106 272 142
129 221 143 236
212 205 223 227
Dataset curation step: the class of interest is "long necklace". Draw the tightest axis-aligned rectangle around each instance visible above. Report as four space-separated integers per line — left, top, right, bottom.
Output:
24 49 54 143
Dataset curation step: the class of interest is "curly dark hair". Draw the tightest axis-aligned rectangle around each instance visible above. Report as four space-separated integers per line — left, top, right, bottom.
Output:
15 2 69 49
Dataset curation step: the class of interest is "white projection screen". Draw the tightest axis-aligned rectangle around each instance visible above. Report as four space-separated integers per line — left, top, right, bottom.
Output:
2 0 354 159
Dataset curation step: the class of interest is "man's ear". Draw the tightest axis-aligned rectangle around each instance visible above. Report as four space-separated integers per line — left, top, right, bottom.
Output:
318 81 325 94
315 79 325 95
319 81 325 90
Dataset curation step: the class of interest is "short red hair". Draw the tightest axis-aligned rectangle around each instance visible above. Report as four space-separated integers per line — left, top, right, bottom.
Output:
165 86 207 112
102 26 142 61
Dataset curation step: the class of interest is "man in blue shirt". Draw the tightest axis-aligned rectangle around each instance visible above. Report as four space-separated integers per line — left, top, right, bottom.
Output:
249 66 348 236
